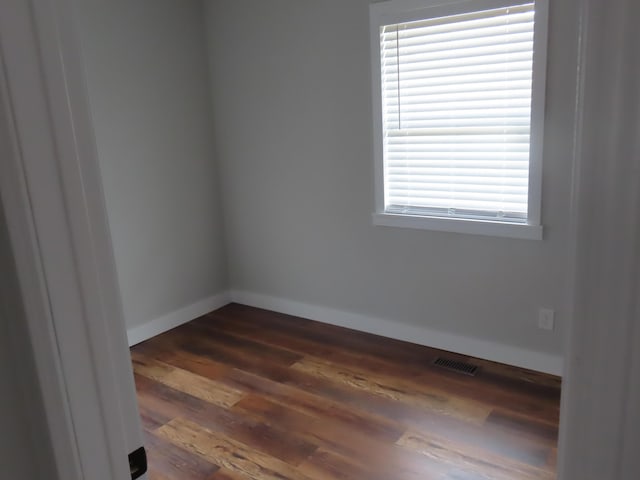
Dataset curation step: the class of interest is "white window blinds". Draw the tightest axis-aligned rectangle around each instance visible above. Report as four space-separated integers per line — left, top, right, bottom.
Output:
380 3 535 222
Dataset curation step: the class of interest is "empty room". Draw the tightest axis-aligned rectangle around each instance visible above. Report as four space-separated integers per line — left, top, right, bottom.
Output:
67 0 578 478
12 0 638 478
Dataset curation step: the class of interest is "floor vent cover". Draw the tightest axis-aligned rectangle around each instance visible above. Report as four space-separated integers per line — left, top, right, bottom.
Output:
432 357 479 376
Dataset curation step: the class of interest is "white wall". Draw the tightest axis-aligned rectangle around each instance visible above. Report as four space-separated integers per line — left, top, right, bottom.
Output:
71 0 578 367
206 0 579 360
74 0 227 330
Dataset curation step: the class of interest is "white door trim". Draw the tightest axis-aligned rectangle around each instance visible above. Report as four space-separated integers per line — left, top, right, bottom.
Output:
0 0 144 478
0 57 83 480
557 0 640 477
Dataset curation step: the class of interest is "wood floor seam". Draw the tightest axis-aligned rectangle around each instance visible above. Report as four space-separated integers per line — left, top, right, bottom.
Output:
132 303 561 480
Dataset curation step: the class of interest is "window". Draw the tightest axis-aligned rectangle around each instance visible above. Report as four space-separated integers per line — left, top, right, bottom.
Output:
370 0 548 240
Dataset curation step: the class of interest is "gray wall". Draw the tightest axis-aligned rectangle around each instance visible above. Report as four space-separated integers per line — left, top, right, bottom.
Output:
74 0 227 329
206 0 579 356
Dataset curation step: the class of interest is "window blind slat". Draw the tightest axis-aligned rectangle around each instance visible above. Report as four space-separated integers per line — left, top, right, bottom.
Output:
382 6 534 37
390 182 528 190
384 18 534 44
386 33 534 57
386 149 530 157
383 51 533 74
387 199 528 210
384 106 531 116
382 77 533 90
383 33 534 58
382 61 534 82
379 2 536 221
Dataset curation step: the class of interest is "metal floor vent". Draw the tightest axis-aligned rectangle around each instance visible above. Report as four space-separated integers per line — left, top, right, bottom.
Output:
432 357 479 376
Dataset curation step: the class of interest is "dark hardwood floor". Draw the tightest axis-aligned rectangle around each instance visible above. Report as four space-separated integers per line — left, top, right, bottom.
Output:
131 303 561 480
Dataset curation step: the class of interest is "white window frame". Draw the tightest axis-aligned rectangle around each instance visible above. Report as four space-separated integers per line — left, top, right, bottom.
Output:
370 0 549 240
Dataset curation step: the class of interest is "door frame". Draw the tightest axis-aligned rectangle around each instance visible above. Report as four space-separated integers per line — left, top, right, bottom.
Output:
1 0 638 479
0 0 143 478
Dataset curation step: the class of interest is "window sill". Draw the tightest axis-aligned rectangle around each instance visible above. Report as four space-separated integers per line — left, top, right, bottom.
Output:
372 213 543 240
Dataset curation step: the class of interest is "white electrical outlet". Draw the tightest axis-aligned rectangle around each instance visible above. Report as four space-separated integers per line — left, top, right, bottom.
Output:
538 308 555 330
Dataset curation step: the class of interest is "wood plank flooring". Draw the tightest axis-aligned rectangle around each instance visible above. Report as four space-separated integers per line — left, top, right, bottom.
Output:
131 303 561 480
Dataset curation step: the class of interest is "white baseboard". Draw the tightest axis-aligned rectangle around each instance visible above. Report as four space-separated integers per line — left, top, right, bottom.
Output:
126 292 231 346
229 290 564 376
126 289 564 375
